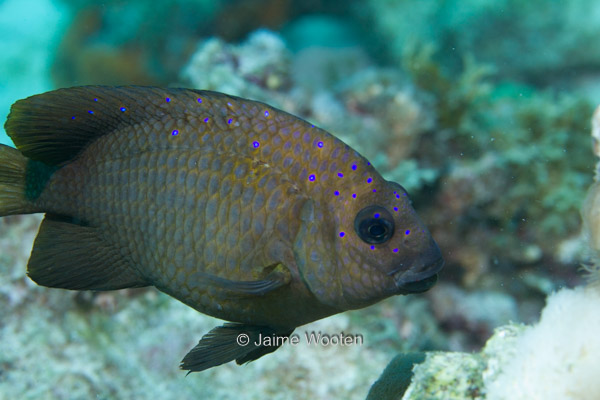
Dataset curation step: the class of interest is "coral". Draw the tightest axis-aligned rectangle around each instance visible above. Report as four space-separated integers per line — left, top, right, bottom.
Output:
485 287 600 400
179 29 292 102
401 43 594 294
374 287 600 400
403 351 486 399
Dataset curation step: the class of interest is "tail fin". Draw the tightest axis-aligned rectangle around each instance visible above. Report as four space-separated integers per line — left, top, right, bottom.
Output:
0 144 37 216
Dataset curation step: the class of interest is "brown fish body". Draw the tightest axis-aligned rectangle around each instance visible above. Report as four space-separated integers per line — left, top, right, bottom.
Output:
0 86 443 371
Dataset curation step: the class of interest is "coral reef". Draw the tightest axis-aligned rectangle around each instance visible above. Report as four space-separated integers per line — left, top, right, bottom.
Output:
3 1 600 398
370 101 600 400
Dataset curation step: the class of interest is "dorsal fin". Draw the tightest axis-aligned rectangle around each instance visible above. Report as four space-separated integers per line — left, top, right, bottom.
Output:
4 86 213 165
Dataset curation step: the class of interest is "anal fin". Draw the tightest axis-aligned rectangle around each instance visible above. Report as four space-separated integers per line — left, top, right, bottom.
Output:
27 214 149 290
180 324 294 373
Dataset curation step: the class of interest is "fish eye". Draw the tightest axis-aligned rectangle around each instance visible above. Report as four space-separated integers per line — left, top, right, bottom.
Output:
354 205 395 244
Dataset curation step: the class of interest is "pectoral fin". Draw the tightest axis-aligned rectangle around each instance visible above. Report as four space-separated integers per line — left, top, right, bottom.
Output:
180 324 294 373
201 263 291 297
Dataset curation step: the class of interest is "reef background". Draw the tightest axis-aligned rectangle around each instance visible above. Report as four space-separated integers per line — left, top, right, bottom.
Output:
1 1 598 399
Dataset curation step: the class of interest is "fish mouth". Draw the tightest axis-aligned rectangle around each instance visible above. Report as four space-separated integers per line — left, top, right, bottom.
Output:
392 257 444 294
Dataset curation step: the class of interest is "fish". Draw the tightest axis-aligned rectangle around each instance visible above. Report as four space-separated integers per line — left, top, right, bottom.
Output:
0 86 443 372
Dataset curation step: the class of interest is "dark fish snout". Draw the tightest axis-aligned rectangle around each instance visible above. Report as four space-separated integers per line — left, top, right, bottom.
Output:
392 243 444 294
395 265 441 293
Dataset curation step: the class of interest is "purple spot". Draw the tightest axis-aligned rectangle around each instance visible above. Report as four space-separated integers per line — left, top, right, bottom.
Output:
311 124 315 128
393 248 399 253
393 207 398 212
396 194 400 199
393 191 397 194
367 178 372 183
374 213 380 218
93 98 98 102
71 116 76 120
370 245 375 250
339 232 345 238
228 118 233 124
88 110 94 114
337 173 344 178
172 130 179 136
253 141 260 148
367 162 371 166
165 97 171 103
309 174 316 181
204 117 210 123
197 98 202 103
334 190 340 196
352 193 356 198
405 230 411 235
373 189 377 193
120 107 126 112
351 164 357 170
264 110 269 117
317 141 324 148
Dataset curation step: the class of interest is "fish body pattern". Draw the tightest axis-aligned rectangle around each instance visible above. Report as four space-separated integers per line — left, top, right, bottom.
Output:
0 86 443 372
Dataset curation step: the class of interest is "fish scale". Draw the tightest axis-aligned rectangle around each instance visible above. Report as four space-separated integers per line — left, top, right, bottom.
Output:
0 86 443 372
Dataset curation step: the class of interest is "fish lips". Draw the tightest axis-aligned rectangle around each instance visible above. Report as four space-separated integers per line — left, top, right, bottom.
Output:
391 257 444 294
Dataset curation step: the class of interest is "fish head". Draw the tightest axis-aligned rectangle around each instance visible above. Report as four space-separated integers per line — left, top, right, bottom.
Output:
293 179 443 310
